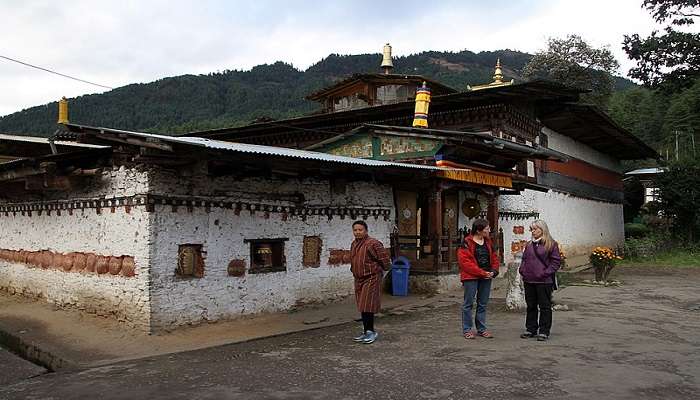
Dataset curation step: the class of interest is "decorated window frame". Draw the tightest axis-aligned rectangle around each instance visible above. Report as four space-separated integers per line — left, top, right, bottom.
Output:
176 244 205 278
244 238 288 274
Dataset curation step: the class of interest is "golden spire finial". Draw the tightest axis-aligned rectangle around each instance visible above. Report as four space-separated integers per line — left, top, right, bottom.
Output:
467 58 514 91
493 58 503 84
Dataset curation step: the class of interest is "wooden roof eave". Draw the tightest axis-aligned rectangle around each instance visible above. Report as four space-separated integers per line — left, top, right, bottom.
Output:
539 103 659 160
311 124 567 162
0 147 112 182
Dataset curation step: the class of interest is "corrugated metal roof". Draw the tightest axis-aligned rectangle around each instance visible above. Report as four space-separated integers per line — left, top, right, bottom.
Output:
625 167 665 175
0 133 108 149
64 124 447 171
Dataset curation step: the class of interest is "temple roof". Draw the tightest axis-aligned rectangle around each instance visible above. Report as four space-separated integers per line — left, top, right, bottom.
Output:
183 79 657 160
467 58 515 91
306 73 457 101
185 80 582 139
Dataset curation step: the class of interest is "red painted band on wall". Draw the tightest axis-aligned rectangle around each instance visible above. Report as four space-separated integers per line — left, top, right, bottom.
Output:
544 159 622 190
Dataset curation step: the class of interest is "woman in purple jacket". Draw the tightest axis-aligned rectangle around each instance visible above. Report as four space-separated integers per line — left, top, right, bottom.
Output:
519 219 561 341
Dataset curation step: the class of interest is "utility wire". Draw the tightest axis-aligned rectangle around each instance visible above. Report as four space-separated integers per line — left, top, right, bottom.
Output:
0 54 113 90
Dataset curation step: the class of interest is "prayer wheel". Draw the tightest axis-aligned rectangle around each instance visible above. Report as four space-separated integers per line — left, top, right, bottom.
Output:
255 244 273 268
58 97 69 124
412 82 431 128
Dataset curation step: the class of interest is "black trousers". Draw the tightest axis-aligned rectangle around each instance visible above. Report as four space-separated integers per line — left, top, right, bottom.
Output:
524 282 553 335
361 312 374 332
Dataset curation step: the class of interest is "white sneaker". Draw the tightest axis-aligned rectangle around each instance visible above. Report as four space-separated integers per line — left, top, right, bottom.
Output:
353 332 367 342
362 330 378 344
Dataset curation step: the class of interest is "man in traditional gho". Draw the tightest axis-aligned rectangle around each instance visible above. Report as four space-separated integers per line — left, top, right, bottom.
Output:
350 220 391 344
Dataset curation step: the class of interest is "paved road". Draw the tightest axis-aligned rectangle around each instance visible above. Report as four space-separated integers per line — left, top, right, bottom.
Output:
0 348 46 386
2 266 699 400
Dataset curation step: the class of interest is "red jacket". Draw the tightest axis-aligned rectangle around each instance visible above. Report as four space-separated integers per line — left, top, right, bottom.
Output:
457 235 500 281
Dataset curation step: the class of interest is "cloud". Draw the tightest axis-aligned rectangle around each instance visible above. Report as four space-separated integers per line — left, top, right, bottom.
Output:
0 0 661 117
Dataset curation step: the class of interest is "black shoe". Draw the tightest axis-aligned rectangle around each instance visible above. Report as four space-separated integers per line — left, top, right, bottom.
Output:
536 334 549 341
520 332 536 339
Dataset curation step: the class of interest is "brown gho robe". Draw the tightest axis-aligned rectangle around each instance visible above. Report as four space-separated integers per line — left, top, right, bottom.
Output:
350 236 391 313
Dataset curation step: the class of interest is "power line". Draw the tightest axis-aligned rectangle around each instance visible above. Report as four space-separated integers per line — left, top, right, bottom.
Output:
0 54 113 90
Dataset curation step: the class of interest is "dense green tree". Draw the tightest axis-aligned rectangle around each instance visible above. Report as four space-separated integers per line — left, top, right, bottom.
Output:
654 158 700 240
608 76 700 164
660 78 700 159
623 0 700 91
663 79 700 133
523 35 620 106
623 176 646 222
608 86 666 148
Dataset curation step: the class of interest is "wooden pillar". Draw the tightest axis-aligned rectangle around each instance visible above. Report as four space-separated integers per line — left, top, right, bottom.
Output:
487 193 499 243
428 184 443 271
428 184 443 239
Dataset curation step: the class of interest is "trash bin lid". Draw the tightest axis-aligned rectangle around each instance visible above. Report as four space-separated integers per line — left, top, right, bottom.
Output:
391 256 411 269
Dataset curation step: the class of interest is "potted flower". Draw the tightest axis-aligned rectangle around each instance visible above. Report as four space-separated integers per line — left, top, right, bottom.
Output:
589 246 622 283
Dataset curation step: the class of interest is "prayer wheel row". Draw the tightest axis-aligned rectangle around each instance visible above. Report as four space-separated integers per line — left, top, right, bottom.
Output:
0 249 135 277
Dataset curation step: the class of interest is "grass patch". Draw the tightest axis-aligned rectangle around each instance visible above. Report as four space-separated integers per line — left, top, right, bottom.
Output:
620 249 700 268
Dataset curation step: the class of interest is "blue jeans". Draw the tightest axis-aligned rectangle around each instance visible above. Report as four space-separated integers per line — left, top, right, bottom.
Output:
462 279 492 333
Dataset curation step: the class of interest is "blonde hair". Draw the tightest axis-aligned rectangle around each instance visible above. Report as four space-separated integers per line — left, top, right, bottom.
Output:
531 219 556 252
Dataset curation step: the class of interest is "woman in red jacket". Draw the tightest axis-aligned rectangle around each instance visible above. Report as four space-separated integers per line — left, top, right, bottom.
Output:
457 218 500 339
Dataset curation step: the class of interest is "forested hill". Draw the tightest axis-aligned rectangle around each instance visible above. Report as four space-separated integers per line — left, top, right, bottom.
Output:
0 49 633 137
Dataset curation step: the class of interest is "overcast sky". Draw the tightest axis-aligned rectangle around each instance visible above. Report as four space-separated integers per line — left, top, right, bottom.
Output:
0 0 665 117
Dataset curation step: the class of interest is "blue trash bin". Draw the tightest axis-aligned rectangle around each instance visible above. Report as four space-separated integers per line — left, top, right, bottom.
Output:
391 256 411 296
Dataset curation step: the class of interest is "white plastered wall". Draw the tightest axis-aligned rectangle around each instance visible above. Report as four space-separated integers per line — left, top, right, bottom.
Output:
453 127 625 264
543 127 622 173
0 167 152 330
147 169 394 330
499 190 624 264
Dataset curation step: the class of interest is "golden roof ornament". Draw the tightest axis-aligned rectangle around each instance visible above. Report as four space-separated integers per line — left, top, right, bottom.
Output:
493 58 504 84
467 58 514 91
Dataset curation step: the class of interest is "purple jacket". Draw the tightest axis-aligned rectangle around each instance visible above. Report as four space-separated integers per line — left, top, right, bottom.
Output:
519 241 561 284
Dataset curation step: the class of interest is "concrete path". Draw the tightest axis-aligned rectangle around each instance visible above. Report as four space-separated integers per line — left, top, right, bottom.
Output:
0 276 499 370
0 348 46 386
1 265 698 400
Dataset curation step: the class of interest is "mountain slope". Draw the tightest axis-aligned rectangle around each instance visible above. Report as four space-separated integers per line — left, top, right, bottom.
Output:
0 49 631 137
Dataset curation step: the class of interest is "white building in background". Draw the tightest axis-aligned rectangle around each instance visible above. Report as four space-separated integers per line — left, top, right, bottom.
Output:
625 167 664 204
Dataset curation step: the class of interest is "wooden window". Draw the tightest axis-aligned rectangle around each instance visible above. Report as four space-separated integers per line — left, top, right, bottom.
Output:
176 244 205 278
302 236 322 268
245 238 288 274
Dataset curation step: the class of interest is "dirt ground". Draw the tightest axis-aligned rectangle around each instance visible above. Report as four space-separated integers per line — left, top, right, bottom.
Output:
0 283 472 369
1 265 699 400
